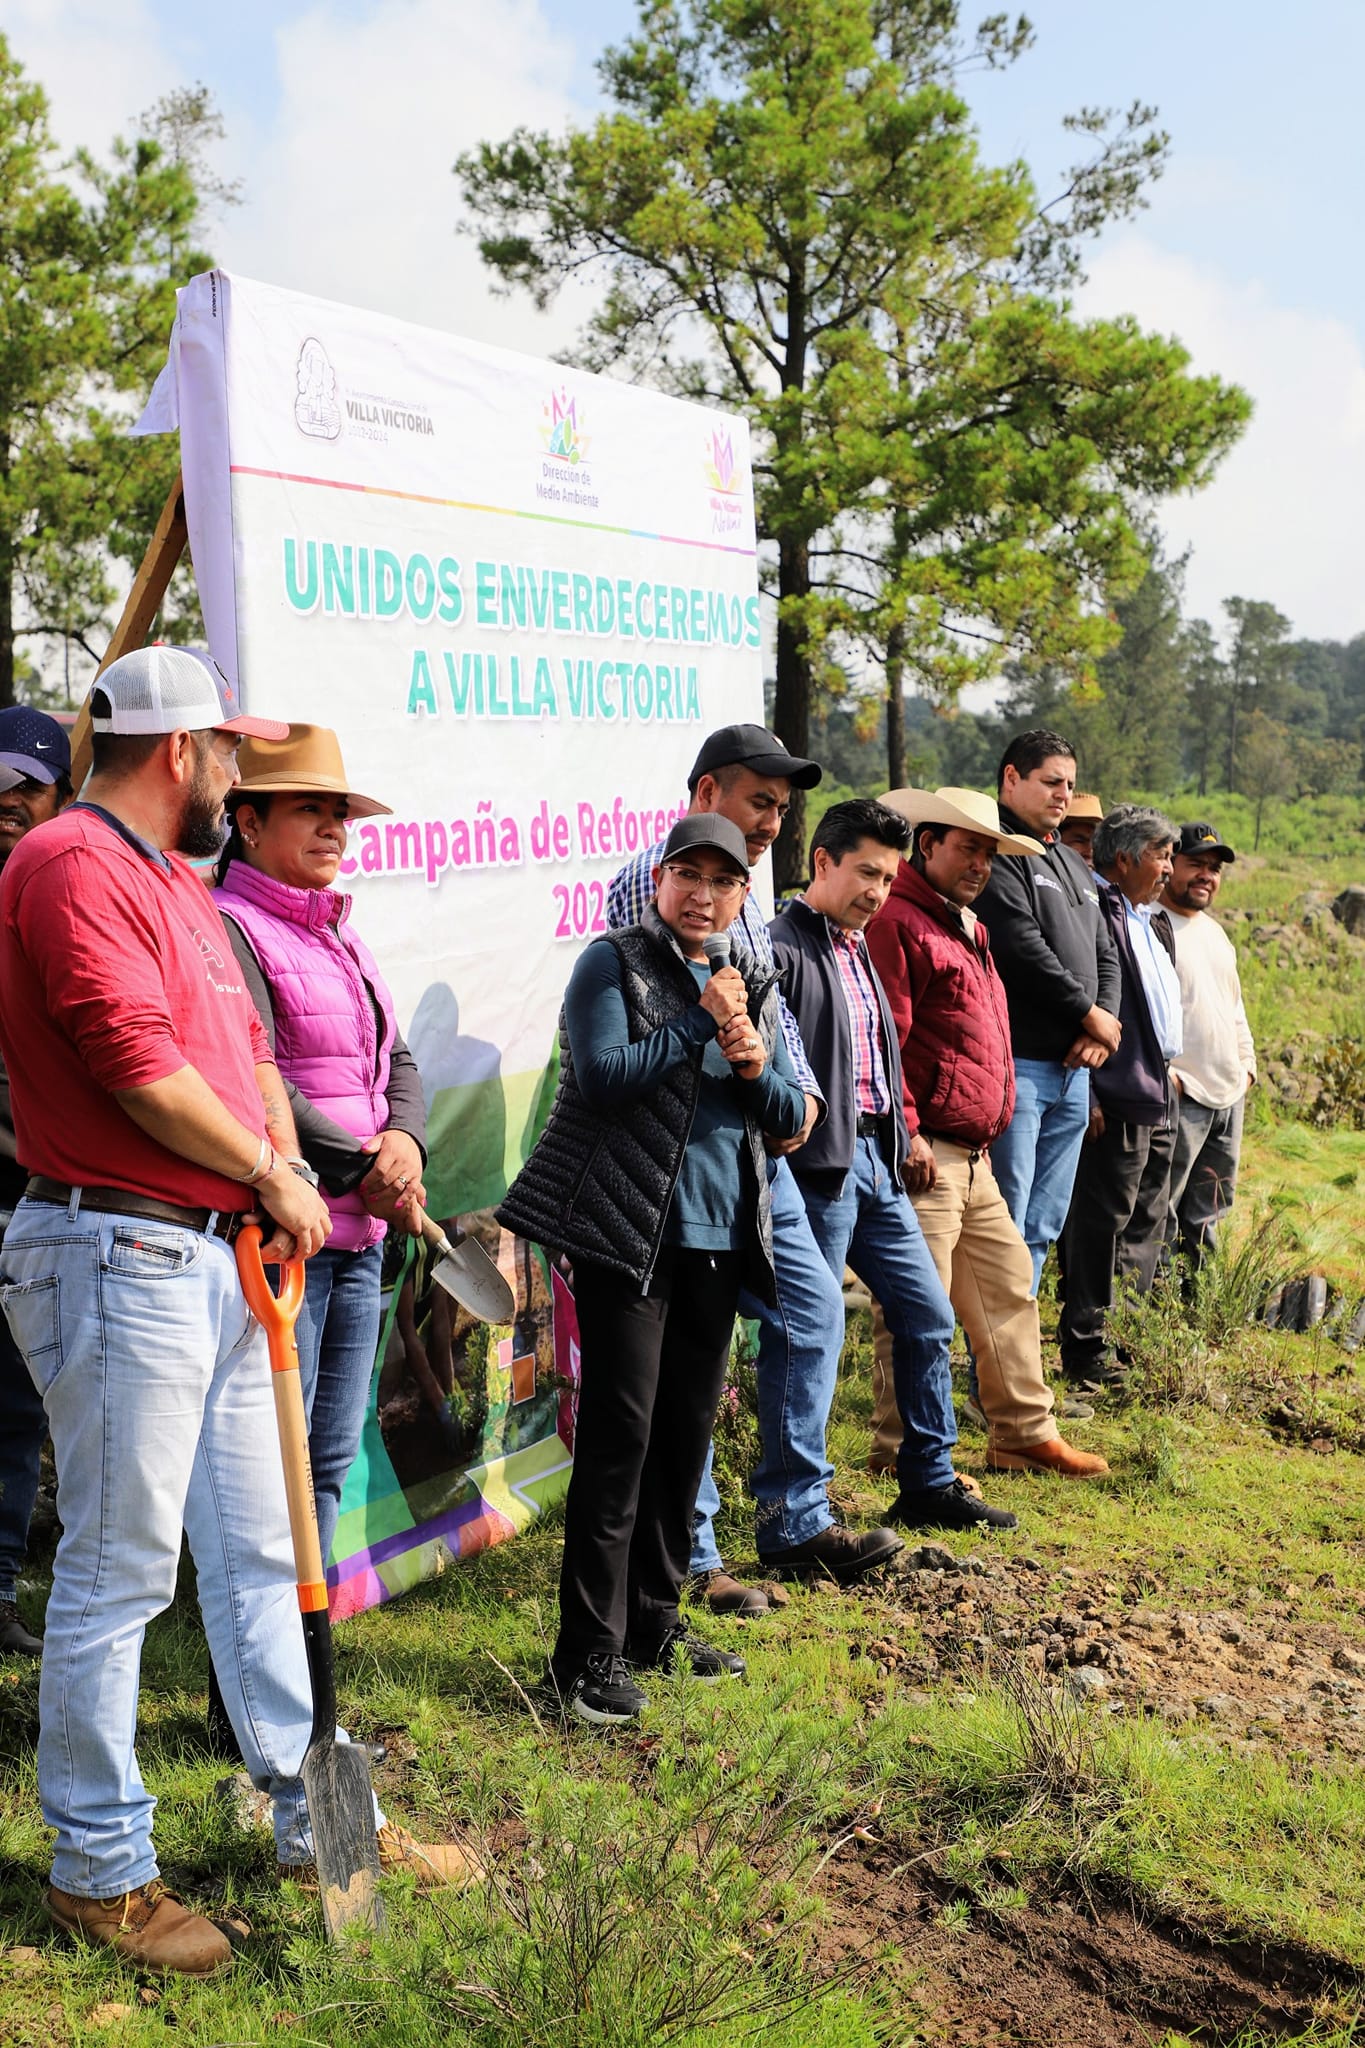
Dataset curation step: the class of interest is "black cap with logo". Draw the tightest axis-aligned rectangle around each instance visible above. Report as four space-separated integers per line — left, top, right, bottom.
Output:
687 722 822 792
660 813 752 875
1176 822 1235 863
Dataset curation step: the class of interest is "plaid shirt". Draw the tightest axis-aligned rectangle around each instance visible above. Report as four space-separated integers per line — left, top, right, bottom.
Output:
824 917 892 1118
606 842 823 1103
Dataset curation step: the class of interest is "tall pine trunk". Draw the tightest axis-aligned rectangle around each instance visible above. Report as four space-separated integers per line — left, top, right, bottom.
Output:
772 532 812 892
885 619 907 790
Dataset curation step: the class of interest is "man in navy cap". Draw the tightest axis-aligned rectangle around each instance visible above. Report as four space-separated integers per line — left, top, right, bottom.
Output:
0 707 75 1655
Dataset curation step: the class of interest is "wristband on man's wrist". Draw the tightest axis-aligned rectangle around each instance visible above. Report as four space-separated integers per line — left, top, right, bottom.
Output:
285 1156 321 1189
241 1136 277 1186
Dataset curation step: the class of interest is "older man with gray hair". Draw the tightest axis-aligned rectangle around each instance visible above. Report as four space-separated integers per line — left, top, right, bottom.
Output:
1059 804 1182 1391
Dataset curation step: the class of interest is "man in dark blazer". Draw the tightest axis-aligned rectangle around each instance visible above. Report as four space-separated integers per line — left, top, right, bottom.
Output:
769 798 1016 1536
1059 804 1182 1390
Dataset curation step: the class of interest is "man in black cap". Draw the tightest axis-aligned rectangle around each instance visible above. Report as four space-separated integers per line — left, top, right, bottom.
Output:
1160 823 1256 1266
608 725 903 1601
0 708 75 1656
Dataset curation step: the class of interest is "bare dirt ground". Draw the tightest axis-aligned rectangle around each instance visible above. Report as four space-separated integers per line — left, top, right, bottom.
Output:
816 1847 1359 2047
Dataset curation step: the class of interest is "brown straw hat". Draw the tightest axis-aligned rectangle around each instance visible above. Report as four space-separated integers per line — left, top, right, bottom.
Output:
880 785 1045 856
1065 791 1104 821
232 724 391 819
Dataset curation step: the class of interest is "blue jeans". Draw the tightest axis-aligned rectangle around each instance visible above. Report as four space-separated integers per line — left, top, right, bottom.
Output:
989 1059 1090 1294
296 1244 382 1572
690 1156 847 1566
791 1138 957 1507
0 1200 319 1892
0 1209 47 1605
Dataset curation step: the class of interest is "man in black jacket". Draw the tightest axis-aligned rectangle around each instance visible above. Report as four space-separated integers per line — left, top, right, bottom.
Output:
1059 805 1181 1389
770 799 1016 1535
973 731 1122 1295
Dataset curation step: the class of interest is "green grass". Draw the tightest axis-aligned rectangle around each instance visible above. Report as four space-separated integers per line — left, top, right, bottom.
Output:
6 803 1365 2042
7 1332 1365 2042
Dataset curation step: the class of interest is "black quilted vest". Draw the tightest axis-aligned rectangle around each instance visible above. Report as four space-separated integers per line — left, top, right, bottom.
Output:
497 907 780 1301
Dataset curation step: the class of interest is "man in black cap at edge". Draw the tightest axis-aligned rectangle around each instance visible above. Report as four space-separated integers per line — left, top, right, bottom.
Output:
0 709 75 1656
607 725 904 1607
1159 822 1256 1266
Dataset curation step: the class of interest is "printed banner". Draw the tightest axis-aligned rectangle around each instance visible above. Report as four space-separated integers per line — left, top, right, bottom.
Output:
145 270 764 1613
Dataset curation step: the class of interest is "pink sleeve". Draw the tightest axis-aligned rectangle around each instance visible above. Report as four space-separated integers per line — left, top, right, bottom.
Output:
247 1008 272 1067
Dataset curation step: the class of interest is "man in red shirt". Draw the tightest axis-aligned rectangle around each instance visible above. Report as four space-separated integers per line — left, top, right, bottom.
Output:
867 788 1108 1480
1 650 342 1974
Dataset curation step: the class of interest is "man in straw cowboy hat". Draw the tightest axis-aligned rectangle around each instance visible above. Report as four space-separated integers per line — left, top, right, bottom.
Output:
1057 791 1104 867
866 787 1108 1480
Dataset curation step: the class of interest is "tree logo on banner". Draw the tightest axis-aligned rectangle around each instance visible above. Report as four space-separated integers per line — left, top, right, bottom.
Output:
294 336 342 441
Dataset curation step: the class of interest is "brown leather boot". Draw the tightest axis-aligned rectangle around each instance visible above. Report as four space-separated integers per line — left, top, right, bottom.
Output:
987 1436 1110 1479
279 1822 485 1892
46 1881 235 1976
686 1569 770 1617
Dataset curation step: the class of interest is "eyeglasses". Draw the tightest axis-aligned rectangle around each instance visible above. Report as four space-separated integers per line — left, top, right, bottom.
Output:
661 863 746 901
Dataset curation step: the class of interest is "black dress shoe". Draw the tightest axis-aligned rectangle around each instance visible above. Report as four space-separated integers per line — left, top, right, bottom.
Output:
889 1477 1018 1532
759 1524 903 1584
628 1625 745 1680
0 1599 42 1657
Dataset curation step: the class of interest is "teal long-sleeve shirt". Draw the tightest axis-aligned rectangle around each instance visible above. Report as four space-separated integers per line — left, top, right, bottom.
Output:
563 937 807 1251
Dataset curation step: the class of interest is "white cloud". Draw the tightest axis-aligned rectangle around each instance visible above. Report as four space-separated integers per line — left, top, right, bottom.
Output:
218 0 598 358
7 0 604 362
1081 236 1365 644
3 0 182 157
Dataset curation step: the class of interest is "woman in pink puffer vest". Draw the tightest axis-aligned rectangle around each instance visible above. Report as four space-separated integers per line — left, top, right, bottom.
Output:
213 727 427 1573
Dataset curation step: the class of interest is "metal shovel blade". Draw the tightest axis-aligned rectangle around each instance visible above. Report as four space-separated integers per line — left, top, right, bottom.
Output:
303 1731 384 1939
429 1233 515 1324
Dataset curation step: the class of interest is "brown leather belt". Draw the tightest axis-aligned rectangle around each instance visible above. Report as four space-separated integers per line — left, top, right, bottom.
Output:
24 1176 248 1243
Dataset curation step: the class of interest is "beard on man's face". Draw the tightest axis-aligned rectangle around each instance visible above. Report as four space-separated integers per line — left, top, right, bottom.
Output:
176 757 230 859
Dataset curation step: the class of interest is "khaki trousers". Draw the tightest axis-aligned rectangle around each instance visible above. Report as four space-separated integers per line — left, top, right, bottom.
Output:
872 1138 1058 1463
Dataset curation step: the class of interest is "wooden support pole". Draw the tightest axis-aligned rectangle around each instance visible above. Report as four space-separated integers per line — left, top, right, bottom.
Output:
69 472 189 791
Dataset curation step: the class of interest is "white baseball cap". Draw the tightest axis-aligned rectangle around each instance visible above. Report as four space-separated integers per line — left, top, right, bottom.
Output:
89 646 288 742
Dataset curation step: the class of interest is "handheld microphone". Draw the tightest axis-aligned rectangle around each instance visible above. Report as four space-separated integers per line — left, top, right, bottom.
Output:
702 932 731 976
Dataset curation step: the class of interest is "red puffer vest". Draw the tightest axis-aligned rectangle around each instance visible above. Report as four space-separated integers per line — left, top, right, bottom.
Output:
865 861 1015 1148
214 863 397 1252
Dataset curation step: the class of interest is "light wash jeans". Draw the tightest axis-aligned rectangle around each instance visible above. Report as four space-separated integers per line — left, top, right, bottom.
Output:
989 1059 1091 1294
0 1200 319 1894
793 1136 958 1501
690 1155 848 1566
0 1207 47 1606
296 1243 383 1572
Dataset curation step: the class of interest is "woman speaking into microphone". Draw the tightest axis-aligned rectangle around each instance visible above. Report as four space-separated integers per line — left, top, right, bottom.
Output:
499 814 806 1725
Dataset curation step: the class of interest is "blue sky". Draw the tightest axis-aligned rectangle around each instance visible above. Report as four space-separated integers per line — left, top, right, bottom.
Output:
10 0 1363 641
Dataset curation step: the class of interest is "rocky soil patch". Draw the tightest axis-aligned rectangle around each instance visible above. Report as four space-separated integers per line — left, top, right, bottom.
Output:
850 1549 1365 1763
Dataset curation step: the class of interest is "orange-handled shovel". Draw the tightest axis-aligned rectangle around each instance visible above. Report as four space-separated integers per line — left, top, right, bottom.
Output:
236 1224 384 1939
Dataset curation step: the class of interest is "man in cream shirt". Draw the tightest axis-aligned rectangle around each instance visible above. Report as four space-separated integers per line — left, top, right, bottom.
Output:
1161 822 1256 1267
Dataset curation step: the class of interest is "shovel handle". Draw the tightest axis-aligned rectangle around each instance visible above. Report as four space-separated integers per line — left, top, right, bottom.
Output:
235 1222 306 1342
235 1225 328 1619
417 1208 461 1259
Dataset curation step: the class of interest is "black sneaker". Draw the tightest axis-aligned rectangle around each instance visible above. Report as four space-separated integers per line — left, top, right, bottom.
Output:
759 1523 903 1584
889 1477 1018 1532
553 1654 649 1725
629 1625 745 1681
